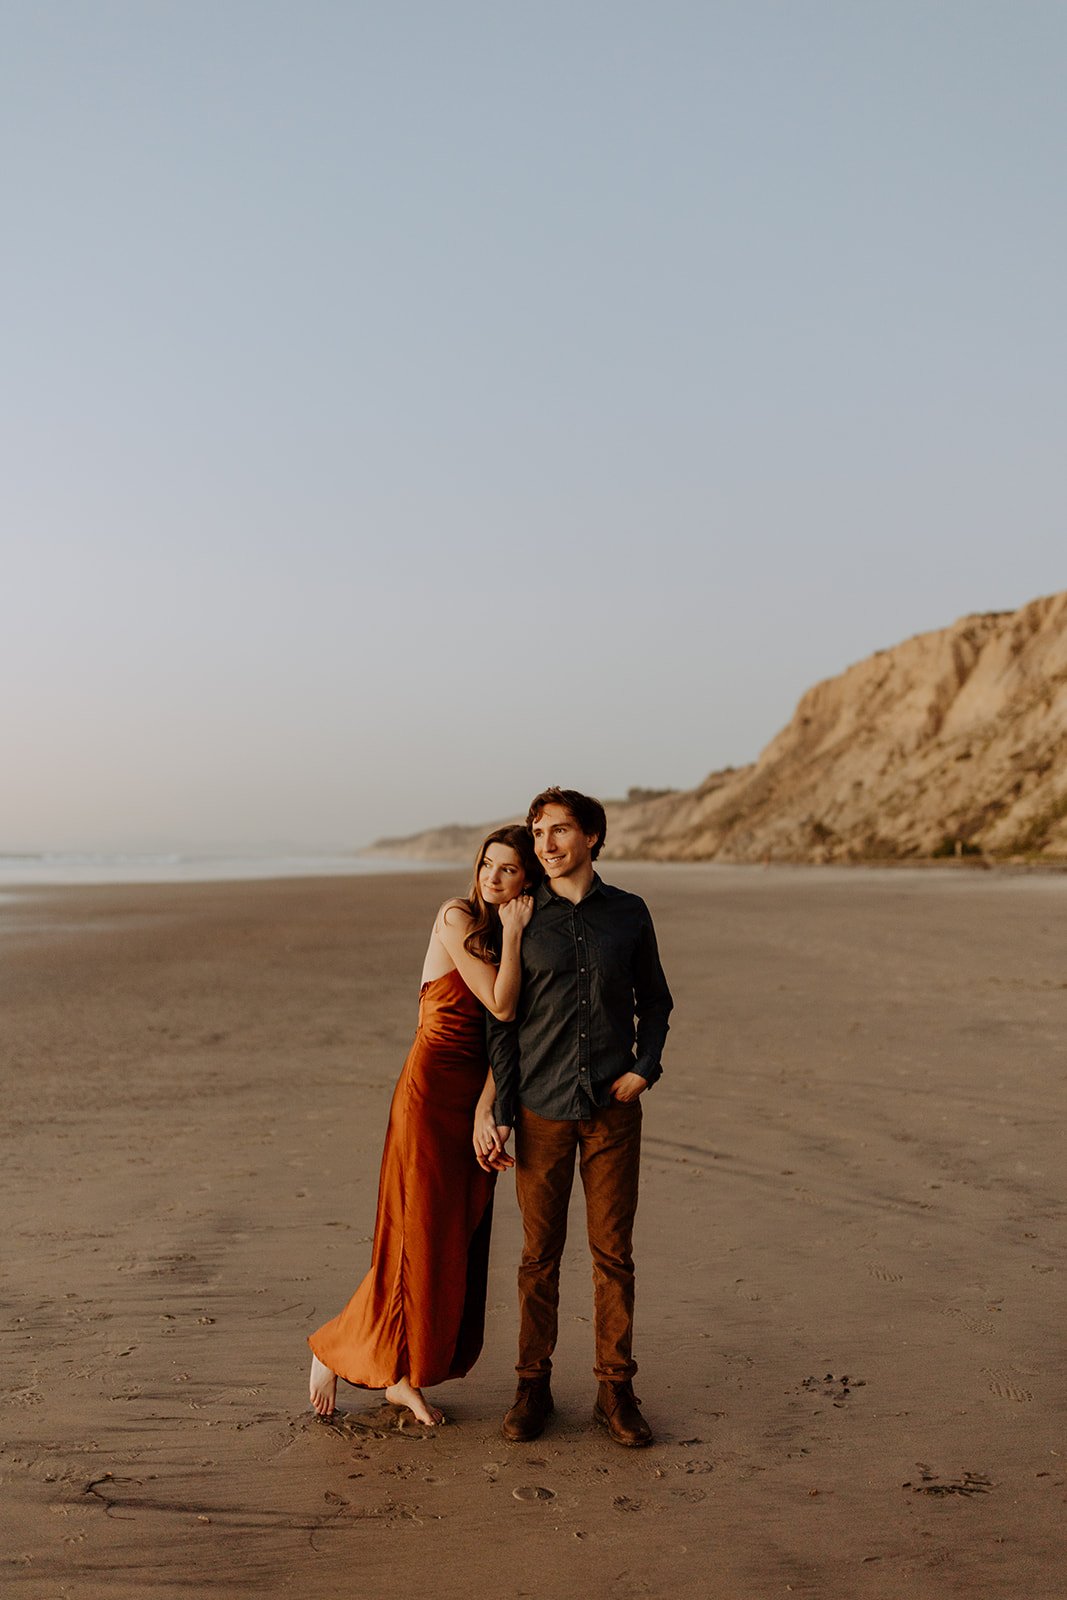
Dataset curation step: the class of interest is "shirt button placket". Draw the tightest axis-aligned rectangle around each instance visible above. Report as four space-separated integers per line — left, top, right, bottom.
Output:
576 911 588 1091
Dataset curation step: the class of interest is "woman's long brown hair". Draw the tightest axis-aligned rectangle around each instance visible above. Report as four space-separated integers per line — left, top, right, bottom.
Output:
452 825 542 963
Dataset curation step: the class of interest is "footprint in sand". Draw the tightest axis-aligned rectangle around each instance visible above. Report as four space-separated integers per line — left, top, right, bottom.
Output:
940 1306 997 1338
801 1373 865 1403
7 1388 44 1407
981 1368 1033 1403
905 1469 993 1498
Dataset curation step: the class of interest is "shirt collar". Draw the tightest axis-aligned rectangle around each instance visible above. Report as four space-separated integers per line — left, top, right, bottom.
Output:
535 871 603 910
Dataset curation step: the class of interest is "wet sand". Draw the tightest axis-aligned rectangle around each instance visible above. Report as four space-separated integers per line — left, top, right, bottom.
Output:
2 864 1066 1599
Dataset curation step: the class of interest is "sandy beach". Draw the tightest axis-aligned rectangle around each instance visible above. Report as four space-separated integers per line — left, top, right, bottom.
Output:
2 864 1066 1599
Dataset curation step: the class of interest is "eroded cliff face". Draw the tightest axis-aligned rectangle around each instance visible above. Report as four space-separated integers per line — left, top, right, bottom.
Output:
608 590 1067 862
367 590 1067 864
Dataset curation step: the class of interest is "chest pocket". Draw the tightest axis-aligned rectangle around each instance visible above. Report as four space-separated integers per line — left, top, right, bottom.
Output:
583 916 640 982
523 914 581 982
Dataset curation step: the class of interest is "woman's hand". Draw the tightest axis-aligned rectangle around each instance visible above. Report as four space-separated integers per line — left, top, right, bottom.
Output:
498 893 534 935
474 1104 514 1172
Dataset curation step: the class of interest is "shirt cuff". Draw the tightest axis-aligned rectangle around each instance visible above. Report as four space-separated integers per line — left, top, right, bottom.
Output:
493 1095 517 1128
632 1054 662 1088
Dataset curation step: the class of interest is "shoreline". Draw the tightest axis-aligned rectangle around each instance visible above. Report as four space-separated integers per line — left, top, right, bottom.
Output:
0 854 446 890
3 850 1067 898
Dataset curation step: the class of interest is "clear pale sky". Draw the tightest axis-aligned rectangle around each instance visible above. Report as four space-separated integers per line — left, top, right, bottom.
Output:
3 2 1064 852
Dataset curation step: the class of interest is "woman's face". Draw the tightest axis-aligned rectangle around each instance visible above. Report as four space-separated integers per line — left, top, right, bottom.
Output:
478 843 527 905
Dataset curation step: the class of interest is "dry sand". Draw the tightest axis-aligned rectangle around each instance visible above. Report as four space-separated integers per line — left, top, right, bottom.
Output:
2 864 1066 1599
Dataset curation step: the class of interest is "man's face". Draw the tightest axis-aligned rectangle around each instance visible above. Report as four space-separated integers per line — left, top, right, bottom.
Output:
530 803 598 880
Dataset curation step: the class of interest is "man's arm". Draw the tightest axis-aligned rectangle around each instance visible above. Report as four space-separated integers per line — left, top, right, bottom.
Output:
609 907 674 1102
631 909 673 1086
485 1010 521 1131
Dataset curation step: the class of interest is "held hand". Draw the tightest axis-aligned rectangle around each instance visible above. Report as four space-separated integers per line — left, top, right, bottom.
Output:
609 1071 647 1104
473 1105 497 1169
474 1110 515 1173
480 1124 514 1173
498 894 534 934
486 1128 514 1172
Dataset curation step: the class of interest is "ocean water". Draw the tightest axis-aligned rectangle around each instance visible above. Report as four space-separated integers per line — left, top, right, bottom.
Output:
0 852 450 888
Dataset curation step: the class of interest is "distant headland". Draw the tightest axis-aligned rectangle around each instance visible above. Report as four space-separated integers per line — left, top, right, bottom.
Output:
364 590 1067 867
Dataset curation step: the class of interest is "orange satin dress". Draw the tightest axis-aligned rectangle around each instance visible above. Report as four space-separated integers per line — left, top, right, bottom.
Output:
307 969 496 1391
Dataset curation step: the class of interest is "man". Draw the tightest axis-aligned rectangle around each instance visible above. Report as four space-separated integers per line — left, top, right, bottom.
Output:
484 787 673 1448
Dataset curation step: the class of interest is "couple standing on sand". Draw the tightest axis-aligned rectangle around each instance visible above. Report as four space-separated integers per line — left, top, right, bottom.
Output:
307 787 673 1447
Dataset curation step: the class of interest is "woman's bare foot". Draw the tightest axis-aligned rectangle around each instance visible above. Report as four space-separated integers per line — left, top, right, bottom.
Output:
385 1376 444 1425
309 1354 337 1417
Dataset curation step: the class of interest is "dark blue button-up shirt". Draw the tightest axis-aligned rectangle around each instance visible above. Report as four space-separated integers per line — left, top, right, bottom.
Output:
486 874 673 1124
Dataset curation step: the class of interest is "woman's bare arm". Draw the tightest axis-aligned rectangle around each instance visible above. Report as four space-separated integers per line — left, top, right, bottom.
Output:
433 897 532 1020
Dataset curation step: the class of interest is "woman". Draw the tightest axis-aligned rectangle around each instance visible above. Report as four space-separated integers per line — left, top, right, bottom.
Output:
307 825 539 1425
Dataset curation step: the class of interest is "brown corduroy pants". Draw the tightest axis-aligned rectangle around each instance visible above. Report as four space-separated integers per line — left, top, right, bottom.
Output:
513 1099 642 1382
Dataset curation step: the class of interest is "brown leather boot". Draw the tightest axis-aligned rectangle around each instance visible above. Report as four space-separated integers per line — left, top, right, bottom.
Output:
502 1376 554 1443
594 1380 653 1447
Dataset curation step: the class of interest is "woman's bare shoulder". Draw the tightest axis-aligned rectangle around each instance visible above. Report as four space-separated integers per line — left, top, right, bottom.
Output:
437 897 473 930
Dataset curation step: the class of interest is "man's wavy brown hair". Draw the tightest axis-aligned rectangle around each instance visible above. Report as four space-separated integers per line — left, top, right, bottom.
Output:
526 787 607 861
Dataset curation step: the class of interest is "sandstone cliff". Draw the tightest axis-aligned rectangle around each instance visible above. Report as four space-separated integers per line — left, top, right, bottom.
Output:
367 590 1067 864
